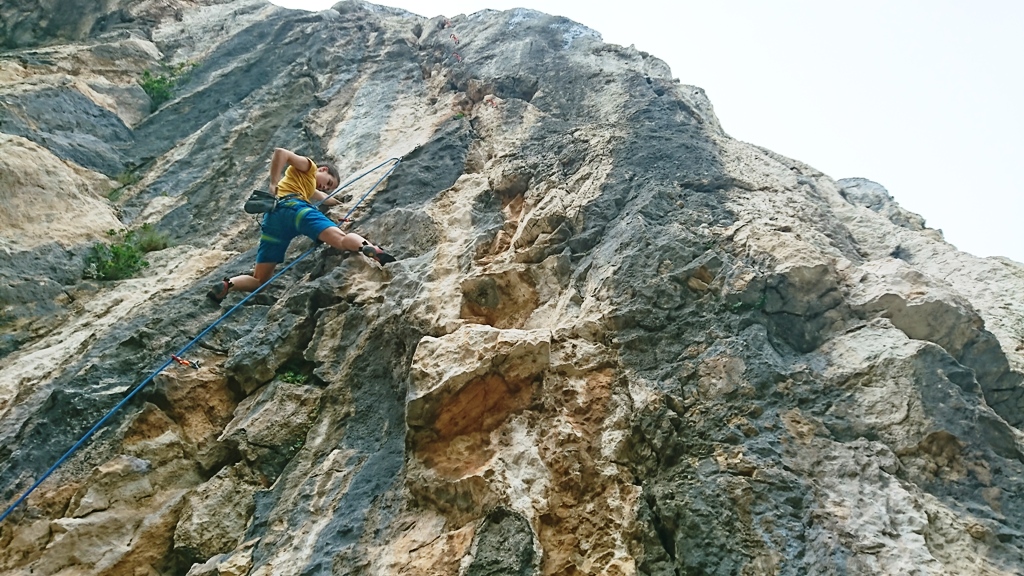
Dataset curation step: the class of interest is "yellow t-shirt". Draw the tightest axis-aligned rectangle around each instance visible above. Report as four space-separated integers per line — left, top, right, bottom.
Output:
276 158 317 202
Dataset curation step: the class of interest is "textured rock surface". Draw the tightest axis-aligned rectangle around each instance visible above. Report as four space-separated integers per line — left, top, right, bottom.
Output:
1 1 1023 575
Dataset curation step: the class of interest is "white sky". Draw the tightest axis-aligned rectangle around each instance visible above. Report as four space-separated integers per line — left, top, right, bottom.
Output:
270 0 1023 263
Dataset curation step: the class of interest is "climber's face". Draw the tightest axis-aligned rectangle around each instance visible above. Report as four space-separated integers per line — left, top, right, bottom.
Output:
315 166 338 192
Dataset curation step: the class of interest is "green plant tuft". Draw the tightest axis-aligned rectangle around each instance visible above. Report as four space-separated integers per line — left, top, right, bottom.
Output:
139 61 197 111
109 169 141 201
728 292 767 312
84 233 148 281
139 70 174 110
115 170 140 186
134 223 170 253
83 225 171 281
277 358 311 384
280 369 308 384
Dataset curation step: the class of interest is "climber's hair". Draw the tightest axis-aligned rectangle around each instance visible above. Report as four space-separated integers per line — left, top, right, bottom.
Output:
322 163 340 188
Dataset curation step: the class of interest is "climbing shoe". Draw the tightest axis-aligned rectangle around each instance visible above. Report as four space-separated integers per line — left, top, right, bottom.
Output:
207 278 233 303
360 244 397 265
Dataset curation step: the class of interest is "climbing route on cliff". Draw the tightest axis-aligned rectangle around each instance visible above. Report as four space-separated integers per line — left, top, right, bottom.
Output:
4 5 1024 574
445 16 463 65
439 17 498 111
0 157 402 524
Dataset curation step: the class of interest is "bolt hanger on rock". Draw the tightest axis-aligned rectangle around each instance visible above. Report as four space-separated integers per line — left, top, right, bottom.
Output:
170 354 201 369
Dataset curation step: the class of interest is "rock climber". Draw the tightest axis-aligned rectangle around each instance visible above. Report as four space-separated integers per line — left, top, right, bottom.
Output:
208 147 395 303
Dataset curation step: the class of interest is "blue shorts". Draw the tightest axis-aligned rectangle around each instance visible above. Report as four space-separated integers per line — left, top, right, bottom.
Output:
255 199 336 264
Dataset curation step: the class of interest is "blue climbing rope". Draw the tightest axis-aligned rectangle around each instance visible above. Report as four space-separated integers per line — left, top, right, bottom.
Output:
321 157 401 208
0 157 402 523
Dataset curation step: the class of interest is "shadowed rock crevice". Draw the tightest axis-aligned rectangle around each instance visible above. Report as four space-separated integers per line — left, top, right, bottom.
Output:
222 274 348 394
465 507 538 576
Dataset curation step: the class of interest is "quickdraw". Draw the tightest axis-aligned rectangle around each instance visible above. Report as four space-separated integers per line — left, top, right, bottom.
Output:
450 33 460 44
453 52 462 63
171 354 201 370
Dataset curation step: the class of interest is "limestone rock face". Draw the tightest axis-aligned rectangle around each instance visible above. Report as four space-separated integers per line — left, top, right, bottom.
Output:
0 0 242 49
1 1 1023 575
838 177 927 232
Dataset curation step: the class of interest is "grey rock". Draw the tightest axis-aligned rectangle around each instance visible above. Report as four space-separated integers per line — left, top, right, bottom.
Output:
465 508 538 576
174 463 260 563
838 177 928 232
0 2 1021 576
1 87 135 175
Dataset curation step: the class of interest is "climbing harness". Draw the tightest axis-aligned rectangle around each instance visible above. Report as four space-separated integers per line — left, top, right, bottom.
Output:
0 157 402 524
251 158 391 231
171 354 201 370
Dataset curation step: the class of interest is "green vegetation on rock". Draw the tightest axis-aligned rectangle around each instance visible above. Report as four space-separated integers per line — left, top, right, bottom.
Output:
139 62 197 111
279 368 309 385
83 224 171 281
